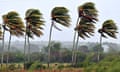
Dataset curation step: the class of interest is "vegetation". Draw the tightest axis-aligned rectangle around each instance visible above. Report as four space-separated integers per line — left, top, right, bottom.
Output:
47 7 71 68
24 8 44 63
98 19 118 62
0 1 119 72
2 11 25 70
73 2 98 66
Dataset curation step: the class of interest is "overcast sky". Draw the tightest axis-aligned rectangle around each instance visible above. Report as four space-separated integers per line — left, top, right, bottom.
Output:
0 0 120 43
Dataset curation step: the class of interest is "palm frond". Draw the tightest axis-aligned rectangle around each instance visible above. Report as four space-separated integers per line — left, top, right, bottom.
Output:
25 9 42 17
53 24 62 31
75 23 95 39
99 19 118 38
25 8 44 38
78 2 98 24
78 31 85 39
103 20 117 30
7 11 19 19
51 7 71 27
2 11 25 37
31 28 43 37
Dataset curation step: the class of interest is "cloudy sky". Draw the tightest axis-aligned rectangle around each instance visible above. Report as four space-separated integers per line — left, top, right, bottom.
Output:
0 0 120 43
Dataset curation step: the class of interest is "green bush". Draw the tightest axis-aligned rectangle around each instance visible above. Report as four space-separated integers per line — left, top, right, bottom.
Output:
28 61 46 72
73 63 84 68
57 64 64 70
35 64 46 70
24 62 34 69
107 62 120 72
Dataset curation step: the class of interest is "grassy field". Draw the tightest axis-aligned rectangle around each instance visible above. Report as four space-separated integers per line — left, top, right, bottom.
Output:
1 60 120 72
0 63 84 72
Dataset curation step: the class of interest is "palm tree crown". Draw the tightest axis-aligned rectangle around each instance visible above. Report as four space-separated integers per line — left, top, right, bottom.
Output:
78 2 98 21
25 9 44 38
98 20 118 38
51 7 71 29
75 2 98 39
2 11 25 37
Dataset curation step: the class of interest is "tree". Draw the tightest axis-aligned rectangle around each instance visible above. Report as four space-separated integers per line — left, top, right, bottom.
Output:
73 2 98 66
98 19 118 62
47 7 71 68
0 24 3 68
92 44 104 53
78 45 89 53
2 11 25 69
44 42 61 62
24 9 44 63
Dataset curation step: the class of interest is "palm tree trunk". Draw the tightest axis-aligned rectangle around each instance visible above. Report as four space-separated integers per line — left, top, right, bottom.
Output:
73 35 79 66
71 17 80 65
27 36 31 62
98 34 102 62
1 29 5 69
47 20 54 68
6 33 12 71
71 31 76 65
24 31 27 69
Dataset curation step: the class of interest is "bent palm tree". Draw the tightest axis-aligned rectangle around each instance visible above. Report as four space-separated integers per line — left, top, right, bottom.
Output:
98 19 118 62
0 25 3 68
25 9 44 63
48 7 71 68
72 2 98 66
2 11 25 70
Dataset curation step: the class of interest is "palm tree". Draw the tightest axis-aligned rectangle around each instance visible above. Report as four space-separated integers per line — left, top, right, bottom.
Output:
47 7 71 68
2 11 25 69
98 19 118 62
24 9 44 63
0 24 3 69
72 2 98 66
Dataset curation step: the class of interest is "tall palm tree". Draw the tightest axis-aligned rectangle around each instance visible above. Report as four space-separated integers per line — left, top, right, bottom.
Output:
2 11 25 69
25 9 44 63
72 2 98 66
98 19 118 62
47 7 71 68
0 24 3 69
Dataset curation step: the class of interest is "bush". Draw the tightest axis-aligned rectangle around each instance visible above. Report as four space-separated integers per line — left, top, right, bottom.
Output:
73 63 84 68
24 62 34 69
35 64 46 70
57 65 65 70
28 61 46 72
8 64 16 71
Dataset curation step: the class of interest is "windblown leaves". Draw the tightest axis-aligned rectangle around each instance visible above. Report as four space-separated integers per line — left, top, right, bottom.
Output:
75 21 95 39
51 7 71 29
2 11 25 37
25 9 44 38
98 20 118 38
75 2 98 39
78 2 98 18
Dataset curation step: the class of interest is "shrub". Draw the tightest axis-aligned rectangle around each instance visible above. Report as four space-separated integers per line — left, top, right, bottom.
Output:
24 62 34 69
73 63 84 68
57 64 65 70
35 64 46 70
28 61 46 72
8 64 16 71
